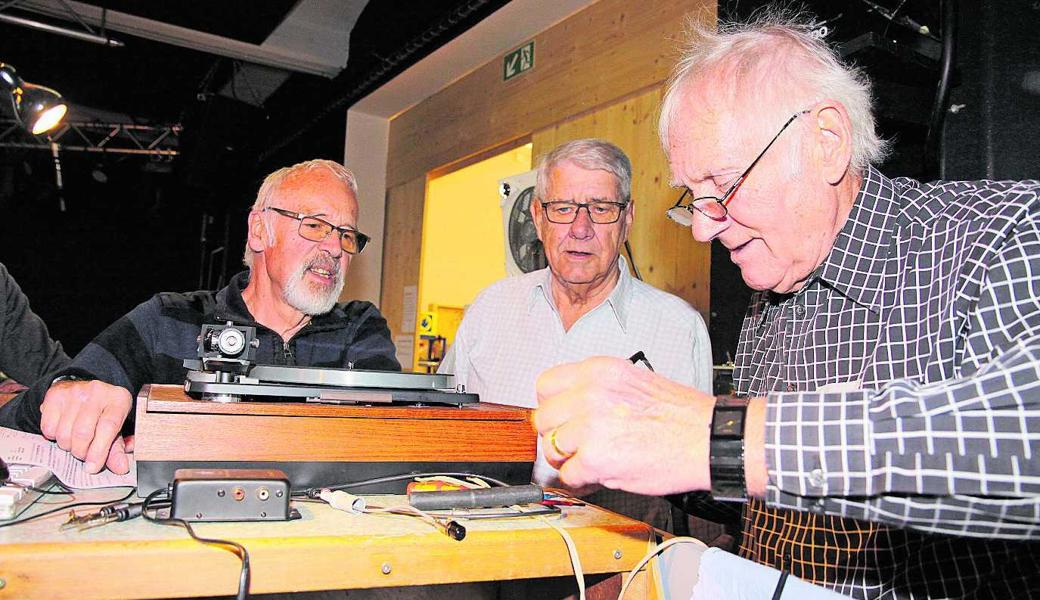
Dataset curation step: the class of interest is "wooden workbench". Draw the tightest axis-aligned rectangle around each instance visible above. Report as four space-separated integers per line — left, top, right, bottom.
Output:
0 488 658 599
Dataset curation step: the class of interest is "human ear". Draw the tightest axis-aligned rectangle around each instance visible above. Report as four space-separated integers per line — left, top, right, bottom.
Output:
247 211 268 253
531 198 546 242
812 102 854 185
621 199 635 242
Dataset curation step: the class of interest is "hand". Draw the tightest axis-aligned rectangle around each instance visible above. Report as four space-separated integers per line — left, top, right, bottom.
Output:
39 380 133 474
534 356 715 496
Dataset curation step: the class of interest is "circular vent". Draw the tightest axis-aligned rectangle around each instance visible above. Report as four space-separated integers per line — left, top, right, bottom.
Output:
507 186 547 273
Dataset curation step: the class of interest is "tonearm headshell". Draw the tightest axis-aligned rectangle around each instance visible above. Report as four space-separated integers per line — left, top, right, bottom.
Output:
183 321 477 406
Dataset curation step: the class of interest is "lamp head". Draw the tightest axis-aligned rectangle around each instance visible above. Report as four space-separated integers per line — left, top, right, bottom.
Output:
0 62 67 134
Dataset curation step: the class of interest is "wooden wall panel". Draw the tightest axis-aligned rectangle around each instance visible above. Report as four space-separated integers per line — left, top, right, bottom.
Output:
381 0 718 342
531 87 710 316
386 0 715 189
379 176 427 337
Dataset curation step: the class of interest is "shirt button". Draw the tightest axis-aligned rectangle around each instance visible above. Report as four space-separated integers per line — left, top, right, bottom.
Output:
808 468 826 488
811 499 826 513
787 383 797 392
794 305 806 318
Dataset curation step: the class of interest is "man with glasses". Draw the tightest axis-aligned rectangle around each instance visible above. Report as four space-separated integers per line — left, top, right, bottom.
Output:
534 13 1040 600
441 138 712 533
0 159 399 475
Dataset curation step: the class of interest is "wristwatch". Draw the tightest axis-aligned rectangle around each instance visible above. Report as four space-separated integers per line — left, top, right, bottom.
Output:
709 395 750 503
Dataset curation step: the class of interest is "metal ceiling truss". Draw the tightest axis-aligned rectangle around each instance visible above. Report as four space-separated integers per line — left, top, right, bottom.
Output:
0 0 122 46
2 0 341 76
0 118 180 157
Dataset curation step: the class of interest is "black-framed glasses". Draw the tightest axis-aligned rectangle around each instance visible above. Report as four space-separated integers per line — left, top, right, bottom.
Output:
666 109 811 226
265 206 370 255
541 200 629 225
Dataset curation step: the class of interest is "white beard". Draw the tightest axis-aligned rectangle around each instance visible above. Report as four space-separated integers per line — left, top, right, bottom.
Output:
283 253 345 315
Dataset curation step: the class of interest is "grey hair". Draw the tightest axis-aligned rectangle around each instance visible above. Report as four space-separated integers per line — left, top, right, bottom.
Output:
534 139 632 202
242 159 359 269
658 8 889 175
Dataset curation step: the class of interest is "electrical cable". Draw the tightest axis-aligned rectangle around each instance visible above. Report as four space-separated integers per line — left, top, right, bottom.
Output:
4 481 74 495
616 536 707 600
925 0 957 179
295 471 509 499
142 488 251 600
0 487 135 528
623 240 643 281
881 0 910 40
367 503 467 541
536 510 585 600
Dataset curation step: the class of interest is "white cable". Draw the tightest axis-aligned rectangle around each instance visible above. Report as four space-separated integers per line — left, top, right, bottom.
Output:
504 503 585 600
368 503 438 523
617 536 708 600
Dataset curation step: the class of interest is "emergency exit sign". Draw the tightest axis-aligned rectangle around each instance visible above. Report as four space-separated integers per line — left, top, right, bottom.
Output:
503 41 534 81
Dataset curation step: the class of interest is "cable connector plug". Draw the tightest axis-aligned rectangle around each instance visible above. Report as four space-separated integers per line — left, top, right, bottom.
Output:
60 502 143 531
99 502 144 521
319 489 367 514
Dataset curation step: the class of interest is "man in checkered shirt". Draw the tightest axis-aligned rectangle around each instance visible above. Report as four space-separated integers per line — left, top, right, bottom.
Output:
533 12 1040 600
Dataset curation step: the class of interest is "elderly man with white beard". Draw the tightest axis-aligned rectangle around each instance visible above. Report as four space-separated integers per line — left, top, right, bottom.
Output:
0 159 399 474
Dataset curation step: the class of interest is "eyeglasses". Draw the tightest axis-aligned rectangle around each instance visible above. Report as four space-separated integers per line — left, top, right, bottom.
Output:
265 206 370 255
666 109 811 226
540 200 629 225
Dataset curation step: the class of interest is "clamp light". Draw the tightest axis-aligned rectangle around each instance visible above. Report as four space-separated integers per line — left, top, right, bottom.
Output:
1 62 68 135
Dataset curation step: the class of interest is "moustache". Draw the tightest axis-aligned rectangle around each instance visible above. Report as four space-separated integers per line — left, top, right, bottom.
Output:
309 253 340 273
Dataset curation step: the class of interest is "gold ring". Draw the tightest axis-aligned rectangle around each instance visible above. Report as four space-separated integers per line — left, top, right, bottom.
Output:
548 427 573 459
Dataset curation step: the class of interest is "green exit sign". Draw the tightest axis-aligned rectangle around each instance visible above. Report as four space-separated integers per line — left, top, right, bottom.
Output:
503 41 534 81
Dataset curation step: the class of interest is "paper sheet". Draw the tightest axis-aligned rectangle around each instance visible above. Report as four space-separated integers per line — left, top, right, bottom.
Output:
0 426 136 489
394 334 415 371
401 285 417 333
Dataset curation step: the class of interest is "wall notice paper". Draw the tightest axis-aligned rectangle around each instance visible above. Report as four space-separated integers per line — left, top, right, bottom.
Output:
401 285 418 333
394 334 415 371
0 426 136 489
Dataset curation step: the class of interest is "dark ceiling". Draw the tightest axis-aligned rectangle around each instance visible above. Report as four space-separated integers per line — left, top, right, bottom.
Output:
1 0 513 163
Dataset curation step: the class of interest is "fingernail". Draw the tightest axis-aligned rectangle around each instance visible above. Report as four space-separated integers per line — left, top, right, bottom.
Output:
85 461 100 473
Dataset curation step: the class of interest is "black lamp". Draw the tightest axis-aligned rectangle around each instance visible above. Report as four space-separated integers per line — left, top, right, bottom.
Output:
0 62 67 135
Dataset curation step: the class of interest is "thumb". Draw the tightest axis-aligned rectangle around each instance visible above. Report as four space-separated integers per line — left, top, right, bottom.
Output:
105 436 131 475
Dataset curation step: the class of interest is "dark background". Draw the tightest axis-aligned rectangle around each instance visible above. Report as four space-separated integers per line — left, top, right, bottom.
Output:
1 0 1038 363
0 0 511 354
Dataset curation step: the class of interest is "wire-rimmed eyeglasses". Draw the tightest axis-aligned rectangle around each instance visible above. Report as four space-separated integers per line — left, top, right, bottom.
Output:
666 110 811 226
541 200 629 225
265 206 370 255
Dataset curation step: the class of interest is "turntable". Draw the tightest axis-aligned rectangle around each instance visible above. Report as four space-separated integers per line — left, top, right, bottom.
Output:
133 323 535 496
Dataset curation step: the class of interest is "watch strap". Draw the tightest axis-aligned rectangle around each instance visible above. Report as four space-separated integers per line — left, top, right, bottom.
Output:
709 395 749 502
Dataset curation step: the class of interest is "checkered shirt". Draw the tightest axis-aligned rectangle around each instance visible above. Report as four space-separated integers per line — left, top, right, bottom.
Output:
734 167 1040 599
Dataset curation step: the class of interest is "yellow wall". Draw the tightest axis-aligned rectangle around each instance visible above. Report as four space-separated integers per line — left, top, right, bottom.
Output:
379 0 717 342
418 144 532 314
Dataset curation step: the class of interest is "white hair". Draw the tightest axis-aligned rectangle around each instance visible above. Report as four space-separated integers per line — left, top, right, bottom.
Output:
242 159 359 269
658 8 889 175
535 138 633 202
